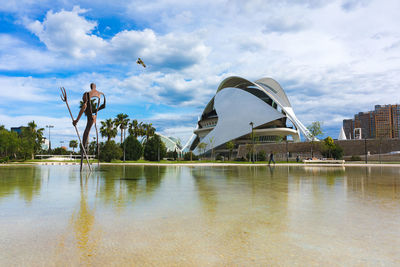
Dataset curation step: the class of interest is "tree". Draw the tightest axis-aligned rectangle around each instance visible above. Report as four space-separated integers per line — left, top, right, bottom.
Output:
99 141 123 162
225 141 235 160
52 146 68 155
197 142 207 159
100 119 117 142
128 119 142 138
257 150 266 161
245 143 253 162
18 121 44 159
321 137 343 159
184 152 198 161
114 113 129 144
88 140 97 156
143 135 166 161
208 136 215 160
69 140 78 152
0 128 19 159
28 121 44 156
124 135 143 160
142 123 156 140
307 121 323 158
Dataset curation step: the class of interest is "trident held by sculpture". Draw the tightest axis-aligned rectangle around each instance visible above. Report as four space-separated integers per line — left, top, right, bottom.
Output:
60 87 92 171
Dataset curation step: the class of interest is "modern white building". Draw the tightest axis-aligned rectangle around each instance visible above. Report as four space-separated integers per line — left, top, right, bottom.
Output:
187 76 313 154
142 133 183 155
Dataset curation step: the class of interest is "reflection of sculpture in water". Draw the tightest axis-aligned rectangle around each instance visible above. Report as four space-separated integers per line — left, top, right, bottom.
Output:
73 83 106 170
71 173 98 264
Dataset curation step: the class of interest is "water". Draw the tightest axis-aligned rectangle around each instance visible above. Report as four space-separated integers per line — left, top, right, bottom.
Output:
1 165 400 266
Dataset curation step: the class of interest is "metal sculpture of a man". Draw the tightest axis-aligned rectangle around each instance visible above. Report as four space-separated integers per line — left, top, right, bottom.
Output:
72 83 106 170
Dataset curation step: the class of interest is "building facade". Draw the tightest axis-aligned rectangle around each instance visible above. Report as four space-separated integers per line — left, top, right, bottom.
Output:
343 104 400 139
186 76 313 155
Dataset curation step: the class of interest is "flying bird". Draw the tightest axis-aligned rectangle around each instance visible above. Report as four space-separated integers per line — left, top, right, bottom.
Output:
136 58 146 68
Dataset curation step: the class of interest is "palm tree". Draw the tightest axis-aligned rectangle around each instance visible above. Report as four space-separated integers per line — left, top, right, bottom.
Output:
143 123 156 141
69 140 78 152
128 119 141 139
138 122 146 138
100 119 117 142
27 120 44 155
114 113 129 144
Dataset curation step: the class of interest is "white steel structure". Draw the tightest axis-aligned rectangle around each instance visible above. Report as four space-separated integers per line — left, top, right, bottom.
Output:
188 76 313 154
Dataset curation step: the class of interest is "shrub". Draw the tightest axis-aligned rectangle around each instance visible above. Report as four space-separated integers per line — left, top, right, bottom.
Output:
123 135 143 160
0 156 9 163
257 151 266 161
99 141 123 162
215 154 223 161
183 152 198 161
350 155 361 161
143 135 167 161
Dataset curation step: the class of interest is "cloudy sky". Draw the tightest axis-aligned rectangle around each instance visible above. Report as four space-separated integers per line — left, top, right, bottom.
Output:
1 0 399 147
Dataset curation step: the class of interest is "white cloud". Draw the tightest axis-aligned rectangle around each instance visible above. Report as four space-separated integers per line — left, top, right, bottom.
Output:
27 6 105 59
0 76 53 103
24 6 209 70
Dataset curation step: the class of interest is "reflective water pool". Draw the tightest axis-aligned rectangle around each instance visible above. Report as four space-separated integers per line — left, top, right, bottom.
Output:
1 165 400 266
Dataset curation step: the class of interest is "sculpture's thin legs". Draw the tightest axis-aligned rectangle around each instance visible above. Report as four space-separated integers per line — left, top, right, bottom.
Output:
81 120 94 171
95 122 100 167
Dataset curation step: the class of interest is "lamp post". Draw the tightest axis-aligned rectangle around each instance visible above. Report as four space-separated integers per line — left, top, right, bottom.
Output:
286 139 289 163
249 122 254 163
46 125 54 152
364 137 368 164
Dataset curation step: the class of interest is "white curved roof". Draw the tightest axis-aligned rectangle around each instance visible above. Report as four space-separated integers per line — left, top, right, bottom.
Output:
190 76 316 154
207 76 313 141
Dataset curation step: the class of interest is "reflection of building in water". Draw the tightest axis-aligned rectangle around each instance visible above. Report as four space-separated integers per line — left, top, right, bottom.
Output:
287 166 400 201
191 166 290 231
345 167 400 199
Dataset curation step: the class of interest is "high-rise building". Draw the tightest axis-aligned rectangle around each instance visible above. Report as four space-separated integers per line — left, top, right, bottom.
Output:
375 105 392 138
343 119 354 139
354 111 375 139
391 105 400 138
343 104 400 139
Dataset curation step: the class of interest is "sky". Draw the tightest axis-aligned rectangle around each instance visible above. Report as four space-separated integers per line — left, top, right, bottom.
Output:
0 0 399 147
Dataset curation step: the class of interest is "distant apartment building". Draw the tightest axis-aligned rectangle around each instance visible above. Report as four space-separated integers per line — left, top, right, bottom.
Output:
10 126 26 135
343 104 400 139
343 119 354 139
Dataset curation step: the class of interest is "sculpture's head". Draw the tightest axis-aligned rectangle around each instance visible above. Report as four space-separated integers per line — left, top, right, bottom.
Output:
90 83 96 90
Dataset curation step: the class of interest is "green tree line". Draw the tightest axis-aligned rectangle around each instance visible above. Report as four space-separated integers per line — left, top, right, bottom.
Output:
0 121 44 162
96 113 166 162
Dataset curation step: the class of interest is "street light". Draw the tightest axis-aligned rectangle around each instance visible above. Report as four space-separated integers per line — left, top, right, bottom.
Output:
249 122 254 163
46 125 54 151
364 137 368 164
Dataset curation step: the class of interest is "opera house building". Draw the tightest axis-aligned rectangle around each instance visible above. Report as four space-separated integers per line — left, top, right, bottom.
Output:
187 76 313 155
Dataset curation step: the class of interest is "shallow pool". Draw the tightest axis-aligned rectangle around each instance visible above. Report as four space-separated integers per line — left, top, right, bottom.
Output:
1 165 399 266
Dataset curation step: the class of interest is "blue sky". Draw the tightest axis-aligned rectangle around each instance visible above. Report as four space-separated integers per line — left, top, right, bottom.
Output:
1 0 400 147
